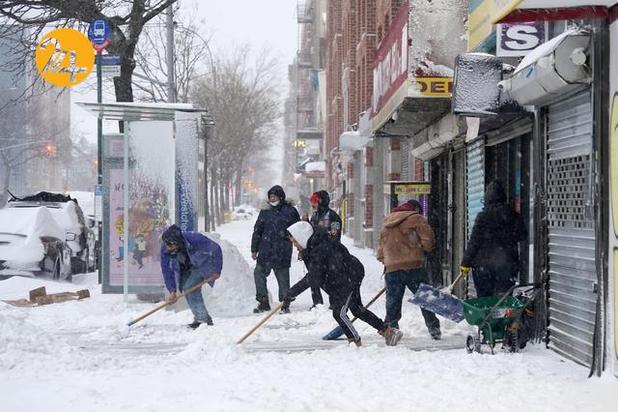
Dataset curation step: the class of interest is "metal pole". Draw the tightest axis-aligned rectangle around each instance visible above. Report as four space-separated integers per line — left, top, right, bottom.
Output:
97 51 103 284
123 124 130 302
166 6 176 103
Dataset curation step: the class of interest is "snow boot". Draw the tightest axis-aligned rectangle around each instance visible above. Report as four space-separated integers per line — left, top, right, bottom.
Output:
348 337 362 347
429 327 441 340
253 298 271 314
381 326 404 346
187 321 202 330
280 306 291 314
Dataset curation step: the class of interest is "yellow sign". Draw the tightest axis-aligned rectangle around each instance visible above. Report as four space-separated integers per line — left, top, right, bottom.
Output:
416 77 453 97
468 0 523 51
609 93 618 237
35 28 95 87
384 183 431 195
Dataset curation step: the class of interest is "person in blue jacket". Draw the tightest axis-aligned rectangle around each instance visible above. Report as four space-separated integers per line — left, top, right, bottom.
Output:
160 224 222 329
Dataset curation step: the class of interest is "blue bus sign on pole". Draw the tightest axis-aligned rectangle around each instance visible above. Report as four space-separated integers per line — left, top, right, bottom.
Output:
88 19 112 52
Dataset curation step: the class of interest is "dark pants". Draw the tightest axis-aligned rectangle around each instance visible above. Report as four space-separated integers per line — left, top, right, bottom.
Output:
254 263 290 302
330 287 384 340
311 286 324 305
472 265 516 298
385 268 440 332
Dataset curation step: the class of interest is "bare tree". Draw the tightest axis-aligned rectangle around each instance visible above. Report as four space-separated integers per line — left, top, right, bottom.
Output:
192 46 282 224
0 0 178 102
133 3 211 103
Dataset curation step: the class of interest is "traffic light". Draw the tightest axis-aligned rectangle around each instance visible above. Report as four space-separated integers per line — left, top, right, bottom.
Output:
43 143 57 157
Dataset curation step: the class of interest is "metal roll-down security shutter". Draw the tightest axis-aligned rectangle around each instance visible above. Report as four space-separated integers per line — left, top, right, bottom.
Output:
466 138 485 239
545 90 597 367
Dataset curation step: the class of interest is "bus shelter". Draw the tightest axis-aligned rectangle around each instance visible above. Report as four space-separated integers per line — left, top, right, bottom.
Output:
78 102 208 299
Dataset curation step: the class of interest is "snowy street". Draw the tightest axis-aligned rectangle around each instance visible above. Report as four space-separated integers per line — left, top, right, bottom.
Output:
0 219 615 412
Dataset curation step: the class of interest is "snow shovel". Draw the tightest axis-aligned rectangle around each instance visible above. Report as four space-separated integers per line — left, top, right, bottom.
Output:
127 279 211 327
322 287 386 340
409 271 468 323
237 303 284 344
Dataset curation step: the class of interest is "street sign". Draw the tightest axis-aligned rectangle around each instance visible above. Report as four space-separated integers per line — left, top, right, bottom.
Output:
95 54 121 65
101 65 121 78
95 184 104 221
88 19 112 52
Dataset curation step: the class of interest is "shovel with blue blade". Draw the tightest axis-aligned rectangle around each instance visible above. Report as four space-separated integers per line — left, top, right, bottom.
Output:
322 287 386 340
409 271 468 323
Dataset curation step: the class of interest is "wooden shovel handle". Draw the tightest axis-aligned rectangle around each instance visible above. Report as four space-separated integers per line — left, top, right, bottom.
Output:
236 303 284 344
447 271 469 293
127 279 210 327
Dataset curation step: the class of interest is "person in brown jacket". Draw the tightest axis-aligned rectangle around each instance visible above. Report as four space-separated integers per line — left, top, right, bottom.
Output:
377 199 441 340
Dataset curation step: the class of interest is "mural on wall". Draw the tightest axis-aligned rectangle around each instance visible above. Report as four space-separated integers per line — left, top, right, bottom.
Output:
109 169 170 287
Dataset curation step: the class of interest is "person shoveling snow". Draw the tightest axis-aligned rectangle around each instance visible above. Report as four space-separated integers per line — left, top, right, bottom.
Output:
160 225 222 329
281 221 402 346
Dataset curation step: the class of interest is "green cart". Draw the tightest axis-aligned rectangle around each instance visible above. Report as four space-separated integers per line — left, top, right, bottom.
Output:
463 284 538 354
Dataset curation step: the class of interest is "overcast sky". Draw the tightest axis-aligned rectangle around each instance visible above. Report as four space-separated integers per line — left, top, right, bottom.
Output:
71 0 297 145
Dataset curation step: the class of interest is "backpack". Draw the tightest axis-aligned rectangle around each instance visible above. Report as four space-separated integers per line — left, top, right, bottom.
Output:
345 254 365 286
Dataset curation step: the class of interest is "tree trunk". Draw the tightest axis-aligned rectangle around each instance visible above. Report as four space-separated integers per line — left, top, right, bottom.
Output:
235 170 242 207
212 167 220 227
0 163 11 208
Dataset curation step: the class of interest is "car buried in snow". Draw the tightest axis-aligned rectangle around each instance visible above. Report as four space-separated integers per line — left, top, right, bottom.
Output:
0 206 72 281
7 192 97 273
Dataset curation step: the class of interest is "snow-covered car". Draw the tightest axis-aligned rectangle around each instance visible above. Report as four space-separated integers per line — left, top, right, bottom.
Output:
0 207 72 281
232 205 256 220
7 192 96 273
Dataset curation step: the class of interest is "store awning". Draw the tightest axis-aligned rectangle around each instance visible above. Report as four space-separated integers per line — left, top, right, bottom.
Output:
373 97 452 138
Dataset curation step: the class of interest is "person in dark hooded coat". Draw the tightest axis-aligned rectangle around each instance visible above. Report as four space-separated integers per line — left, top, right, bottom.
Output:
160 225 222 329
307 190 342 306
461 180 526 297
283 221 403 346
251 185 300 313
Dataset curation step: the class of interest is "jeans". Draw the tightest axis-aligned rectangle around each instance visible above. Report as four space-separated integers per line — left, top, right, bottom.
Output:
330 287 385 340
180 270 212 323
384 268 440 332
254 263 290 302
472 265 516 298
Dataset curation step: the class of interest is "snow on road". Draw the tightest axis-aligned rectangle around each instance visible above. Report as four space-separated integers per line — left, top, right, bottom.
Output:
0 219 615 411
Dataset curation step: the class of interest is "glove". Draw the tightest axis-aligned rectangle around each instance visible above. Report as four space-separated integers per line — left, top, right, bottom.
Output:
460 266 471 275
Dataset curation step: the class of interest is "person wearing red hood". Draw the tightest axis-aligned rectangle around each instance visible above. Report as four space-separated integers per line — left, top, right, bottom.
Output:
377 199 441 340
307 190 342 307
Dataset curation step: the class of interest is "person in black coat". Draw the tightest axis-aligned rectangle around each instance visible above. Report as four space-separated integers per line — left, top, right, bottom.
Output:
283 221 403 346
307 190 342 306
251 185 300 313
461 180 526 297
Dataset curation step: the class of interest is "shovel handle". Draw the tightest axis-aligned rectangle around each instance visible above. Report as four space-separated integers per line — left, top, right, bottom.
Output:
237 303 284 344
446 271 468 294
127 279 210 327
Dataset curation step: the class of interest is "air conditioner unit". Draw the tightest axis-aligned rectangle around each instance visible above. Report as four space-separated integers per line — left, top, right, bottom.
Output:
498 29 591 107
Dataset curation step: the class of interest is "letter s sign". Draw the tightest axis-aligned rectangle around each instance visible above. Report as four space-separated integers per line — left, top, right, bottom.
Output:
497 22 546 57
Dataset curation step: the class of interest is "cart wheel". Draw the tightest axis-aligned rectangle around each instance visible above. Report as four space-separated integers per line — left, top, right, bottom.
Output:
466 335 482 353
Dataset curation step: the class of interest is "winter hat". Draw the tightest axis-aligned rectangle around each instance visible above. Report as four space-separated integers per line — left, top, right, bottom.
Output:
392 199 423 214
315 190 330 208
267 185 286 201
287 221 313 249
162 224 184 246
310 192 320 205
485 180 506 206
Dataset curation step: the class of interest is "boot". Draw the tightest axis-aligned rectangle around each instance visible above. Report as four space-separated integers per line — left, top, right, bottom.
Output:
348 337 362 347
429 327 441 340
380 326 404 346
187 321 202 330
253 298 271 314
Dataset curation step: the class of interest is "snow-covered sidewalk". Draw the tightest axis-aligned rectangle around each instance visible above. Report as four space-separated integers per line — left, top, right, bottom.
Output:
0 219 615 411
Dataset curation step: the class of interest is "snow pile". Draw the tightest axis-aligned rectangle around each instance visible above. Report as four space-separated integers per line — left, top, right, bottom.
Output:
305 160 326 173
66 191 95 217
0 302 76 371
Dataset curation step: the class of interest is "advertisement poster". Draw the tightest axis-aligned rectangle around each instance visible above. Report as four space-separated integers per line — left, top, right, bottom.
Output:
109 169 170 287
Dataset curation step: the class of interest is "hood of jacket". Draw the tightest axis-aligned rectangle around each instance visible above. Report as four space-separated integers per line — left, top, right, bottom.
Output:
287 221 313 249
382 211 419 228
267 185 286 201
162 224 185 246
485 180 506 206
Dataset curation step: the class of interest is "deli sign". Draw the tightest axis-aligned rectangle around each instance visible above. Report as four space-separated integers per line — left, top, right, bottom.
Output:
372 1 409 117
497 22 546 57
